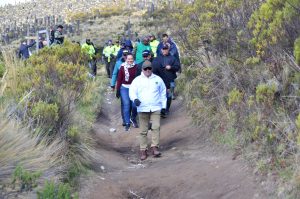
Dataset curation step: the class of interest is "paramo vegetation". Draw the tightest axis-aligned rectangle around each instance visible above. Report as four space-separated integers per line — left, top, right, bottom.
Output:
166 0 300 197
0 41 106 198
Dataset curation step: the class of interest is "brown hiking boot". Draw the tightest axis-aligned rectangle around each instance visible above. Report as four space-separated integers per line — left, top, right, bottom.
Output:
140 150 148 161
151 146 161 157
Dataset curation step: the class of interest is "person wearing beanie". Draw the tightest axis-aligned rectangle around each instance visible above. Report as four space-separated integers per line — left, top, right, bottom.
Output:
129 60 167 161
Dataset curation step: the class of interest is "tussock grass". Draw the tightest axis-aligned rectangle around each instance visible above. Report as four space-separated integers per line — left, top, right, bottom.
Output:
0 117 59 183
0 41 106 196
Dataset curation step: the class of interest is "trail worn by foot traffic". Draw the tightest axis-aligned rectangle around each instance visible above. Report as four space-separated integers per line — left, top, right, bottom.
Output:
79 88 270 199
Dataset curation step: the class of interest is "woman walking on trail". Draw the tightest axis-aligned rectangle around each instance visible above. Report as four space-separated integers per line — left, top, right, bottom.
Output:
116 54 138 131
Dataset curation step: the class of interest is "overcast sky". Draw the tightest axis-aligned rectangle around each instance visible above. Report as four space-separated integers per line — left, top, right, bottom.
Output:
0 0 31 7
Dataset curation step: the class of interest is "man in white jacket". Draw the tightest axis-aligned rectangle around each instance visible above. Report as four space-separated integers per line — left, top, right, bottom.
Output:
129 60 167 160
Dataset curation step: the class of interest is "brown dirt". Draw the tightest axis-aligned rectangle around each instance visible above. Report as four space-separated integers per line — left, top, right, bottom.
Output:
79 88 271 199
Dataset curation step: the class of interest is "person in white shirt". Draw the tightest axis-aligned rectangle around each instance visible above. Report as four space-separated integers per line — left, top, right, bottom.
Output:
129 60 167 160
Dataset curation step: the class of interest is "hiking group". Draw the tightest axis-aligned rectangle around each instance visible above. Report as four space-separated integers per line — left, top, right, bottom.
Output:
107 33 181 160
17 25 181 161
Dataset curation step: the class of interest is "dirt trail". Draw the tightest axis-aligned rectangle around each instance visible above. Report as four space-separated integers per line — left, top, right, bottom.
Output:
79 88 270 199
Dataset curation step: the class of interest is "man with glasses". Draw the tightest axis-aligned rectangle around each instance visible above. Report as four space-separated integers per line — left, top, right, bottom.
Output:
129 60 167 160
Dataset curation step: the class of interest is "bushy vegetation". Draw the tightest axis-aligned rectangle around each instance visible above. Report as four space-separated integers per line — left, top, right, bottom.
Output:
0 40 106 197
37 181 77 199
12 165 41 192
171 0 300 197
0 61 5 78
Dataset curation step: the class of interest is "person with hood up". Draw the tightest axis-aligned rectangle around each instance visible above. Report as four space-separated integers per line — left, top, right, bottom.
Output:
116 40 133 60
18 40 36 59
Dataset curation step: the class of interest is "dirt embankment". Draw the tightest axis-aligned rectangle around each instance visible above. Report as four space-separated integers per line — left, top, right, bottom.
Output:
79 88 271 199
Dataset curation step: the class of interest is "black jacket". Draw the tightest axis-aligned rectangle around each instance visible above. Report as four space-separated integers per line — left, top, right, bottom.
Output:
152 54 180 89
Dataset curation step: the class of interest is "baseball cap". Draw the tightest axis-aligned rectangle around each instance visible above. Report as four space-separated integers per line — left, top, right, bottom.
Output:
122 49 129 56
162 43 170 49
142 50 151 57
142 60 152 69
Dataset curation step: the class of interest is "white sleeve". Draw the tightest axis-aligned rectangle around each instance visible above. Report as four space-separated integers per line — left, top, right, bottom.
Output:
159 78 167 109
129 78 138 101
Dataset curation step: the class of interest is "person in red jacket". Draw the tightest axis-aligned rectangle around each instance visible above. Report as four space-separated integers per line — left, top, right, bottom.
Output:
116 53 138 131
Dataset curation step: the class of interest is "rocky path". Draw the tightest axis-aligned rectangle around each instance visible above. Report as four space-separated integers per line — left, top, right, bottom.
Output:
79 88 270 199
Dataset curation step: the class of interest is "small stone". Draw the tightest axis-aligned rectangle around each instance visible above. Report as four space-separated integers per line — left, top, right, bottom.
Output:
100 165 105 171
109 128 116 133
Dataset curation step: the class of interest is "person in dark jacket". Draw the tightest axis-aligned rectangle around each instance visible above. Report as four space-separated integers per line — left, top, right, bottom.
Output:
116 40 133 60
19 40 36 59
152 44 180 116
157 33 180 63
135 50 153 77
53 25 64 45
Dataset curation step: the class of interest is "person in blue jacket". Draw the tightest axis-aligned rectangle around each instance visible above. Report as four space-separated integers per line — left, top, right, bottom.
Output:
157 33 180 62
111 49 129 127
116 40 133 60
18 40 36 59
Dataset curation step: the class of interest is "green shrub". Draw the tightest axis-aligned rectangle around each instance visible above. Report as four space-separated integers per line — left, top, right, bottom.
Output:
294 37 300 66
2 40 105 190
32 101 59 124
244 57 260 66
12 165 41 192
0 61 5 78
255 83 276 105
37 181 76 199
228 88 243 106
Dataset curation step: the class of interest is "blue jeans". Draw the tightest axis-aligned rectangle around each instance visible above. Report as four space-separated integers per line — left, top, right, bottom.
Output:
170 81 176 98
120 85 137 125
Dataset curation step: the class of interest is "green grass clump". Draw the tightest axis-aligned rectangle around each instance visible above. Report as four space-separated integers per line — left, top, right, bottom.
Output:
37 181 78 199
12 165 41 192
0 61 5 78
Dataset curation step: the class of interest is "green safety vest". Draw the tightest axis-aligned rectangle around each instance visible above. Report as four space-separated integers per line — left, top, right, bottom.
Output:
81 43 95 59
103 45 117 62
150 40 159 57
